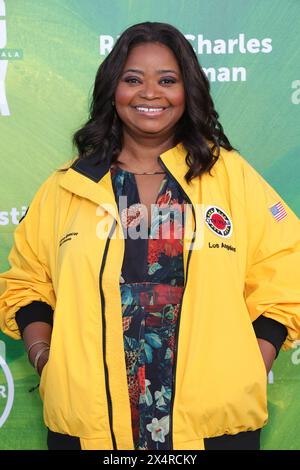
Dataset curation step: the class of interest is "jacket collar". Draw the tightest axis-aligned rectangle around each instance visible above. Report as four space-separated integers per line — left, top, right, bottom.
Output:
158 143 198 204
70 151 111 182
59 160 119 221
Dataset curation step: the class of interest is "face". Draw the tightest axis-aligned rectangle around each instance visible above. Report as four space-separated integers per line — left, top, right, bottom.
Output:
114 42 185 139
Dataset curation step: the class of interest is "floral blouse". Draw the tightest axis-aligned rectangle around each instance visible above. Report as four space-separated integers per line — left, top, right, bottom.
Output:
110 164 187 450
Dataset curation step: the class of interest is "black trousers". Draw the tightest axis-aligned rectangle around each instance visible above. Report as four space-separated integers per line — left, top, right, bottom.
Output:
47 428 261 450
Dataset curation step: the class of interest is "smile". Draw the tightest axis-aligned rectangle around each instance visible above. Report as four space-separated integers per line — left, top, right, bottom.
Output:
134 106 167 114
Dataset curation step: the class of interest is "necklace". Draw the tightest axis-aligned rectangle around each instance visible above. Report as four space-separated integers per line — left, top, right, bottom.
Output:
112 160 166 175
131 170 166 175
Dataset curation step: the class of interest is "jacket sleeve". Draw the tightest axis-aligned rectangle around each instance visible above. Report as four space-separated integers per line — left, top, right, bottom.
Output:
242 156 300 351
0 176 56 340
252 315 287 358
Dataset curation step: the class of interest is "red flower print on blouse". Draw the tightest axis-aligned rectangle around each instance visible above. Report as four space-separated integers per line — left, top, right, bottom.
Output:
152 285 183 305
148 239 160 264
138 366 146 395
159 221 183 257
163 238 183 257
148 219 183 265
145 314 163 327
121 203 145 228
157 190 172 208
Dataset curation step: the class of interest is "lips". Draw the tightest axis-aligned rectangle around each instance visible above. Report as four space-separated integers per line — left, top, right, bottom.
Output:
132 105 168 115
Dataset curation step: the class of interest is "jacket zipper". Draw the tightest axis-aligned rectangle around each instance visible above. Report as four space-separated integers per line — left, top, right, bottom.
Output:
99 219 118 450
158 157 196 450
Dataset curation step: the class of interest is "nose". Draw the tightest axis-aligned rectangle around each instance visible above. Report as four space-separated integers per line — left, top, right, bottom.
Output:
139 80 160 100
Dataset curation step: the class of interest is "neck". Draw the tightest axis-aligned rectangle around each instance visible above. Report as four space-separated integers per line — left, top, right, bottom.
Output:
119 129 177 165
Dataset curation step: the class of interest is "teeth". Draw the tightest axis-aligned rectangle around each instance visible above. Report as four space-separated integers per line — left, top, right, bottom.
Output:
136 107 164 113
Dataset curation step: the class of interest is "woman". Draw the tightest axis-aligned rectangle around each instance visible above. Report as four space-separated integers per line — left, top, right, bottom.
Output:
0 22 299 451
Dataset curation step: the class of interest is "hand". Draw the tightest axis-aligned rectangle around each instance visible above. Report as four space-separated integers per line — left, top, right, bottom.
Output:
257 338 276 374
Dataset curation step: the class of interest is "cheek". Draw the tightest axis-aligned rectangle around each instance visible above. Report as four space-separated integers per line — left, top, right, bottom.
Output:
170 88 185 109
114 84 133 106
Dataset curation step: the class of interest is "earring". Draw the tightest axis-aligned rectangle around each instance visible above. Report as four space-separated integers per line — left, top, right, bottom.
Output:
112 100 115 106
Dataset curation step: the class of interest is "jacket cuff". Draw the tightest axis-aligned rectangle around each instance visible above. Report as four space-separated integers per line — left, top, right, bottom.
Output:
252 315 288 358
15 301 54 337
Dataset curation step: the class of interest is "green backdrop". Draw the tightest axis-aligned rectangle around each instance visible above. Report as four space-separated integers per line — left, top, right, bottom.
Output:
0 0 299 450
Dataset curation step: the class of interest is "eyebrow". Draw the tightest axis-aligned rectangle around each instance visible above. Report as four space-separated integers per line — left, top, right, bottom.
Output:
123 68 179 75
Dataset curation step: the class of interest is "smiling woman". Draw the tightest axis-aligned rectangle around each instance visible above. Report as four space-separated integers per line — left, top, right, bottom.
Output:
73 21 235 182
1 21 299 452
114 42 185 141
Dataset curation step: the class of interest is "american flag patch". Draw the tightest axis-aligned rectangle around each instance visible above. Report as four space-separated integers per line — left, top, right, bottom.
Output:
269 201 287 222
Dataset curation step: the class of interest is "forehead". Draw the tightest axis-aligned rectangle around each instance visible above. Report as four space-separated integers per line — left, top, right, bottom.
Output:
124 42 180 70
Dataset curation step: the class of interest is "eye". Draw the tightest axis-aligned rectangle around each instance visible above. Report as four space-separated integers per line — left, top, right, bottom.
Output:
160 77 177 85
124 77 142 84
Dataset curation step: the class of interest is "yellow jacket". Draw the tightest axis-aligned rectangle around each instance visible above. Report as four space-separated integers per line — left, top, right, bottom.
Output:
1 144 300 450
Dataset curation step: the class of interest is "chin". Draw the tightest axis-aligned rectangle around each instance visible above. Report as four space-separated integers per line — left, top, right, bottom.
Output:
135 123 171 134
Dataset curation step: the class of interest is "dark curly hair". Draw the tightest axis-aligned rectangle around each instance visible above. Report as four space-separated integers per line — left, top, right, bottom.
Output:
72 21 235 183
